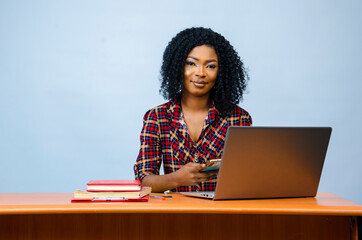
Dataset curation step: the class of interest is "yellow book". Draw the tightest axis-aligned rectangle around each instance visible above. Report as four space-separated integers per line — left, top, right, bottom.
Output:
73 186 151 200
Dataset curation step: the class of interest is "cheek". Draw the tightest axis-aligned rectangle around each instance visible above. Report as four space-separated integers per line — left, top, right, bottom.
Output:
184 69 191 77
183 69 192 87
209 73 218 88
210 71 218 82
184 65 196 77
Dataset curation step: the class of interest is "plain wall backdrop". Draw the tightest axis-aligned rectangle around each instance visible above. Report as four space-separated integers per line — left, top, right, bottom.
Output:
1 0 361 204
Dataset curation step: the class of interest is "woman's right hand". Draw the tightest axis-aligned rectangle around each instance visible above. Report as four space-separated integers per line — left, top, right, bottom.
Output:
141 162 218 193
172 162 218 186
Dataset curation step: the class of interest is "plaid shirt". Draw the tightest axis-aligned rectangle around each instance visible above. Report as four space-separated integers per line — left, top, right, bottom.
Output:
134 98 252 192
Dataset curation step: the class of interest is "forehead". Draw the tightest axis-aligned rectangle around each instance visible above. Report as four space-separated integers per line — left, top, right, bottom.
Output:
187 45 218 60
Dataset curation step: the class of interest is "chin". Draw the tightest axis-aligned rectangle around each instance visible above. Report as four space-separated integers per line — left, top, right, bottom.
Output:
190 91 211 98
183 85 213 98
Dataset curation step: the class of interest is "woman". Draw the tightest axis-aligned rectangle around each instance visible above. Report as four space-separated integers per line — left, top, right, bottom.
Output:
134 27 252 192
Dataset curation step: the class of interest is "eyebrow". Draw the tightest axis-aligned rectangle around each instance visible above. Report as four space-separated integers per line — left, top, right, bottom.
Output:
187 56 217 63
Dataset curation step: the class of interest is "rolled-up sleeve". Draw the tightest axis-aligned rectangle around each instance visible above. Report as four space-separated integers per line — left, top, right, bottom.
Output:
134 109 162 181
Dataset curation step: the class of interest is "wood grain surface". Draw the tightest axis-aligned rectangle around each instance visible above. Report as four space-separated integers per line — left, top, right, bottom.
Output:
0 192 361 216
0 213 354 240
0 192 360 239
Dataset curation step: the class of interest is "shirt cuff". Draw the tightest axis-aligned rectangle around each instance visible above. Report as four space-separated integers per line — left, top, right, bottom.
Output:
133 164 156 182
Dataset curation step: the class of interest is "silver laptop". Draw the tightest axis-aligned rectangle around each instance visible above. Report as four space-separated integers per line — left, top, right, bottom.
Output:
181 126 332 200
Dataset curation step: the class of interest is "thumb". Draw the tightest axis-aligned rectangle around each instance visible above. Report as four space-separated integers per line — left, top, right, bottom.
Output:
196 163 206 170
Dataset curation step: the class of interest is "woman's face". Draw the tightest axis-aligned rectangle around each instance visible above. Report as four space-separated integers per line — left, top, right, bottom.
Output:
183 45 218 99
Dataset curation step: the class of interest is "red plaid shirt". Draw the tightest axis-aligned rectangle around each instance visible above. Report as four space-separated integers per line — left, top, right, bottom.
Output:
134 98 252 192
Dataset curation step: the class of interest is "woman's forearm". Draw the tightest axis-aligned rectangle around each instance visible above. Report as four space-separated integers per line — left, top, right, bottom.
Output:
141 173 179 193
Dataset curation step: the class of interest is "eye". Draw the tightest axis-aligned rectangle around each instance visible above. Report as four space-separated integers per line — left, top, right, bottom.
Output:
185 61 196 66
206 64 217 69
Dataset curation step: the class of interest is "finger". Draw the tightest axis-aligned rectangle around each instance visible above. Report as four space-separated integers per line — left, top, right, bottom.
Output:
205 161 212 167
201 172 217 181
198 177 214 183
195 173 213 182
207 170 219 177
194 163 206 171
195 177 208 183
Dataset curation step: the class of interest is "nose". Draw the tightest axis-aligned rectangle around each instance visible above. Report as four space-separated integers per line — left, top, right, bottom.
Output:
195 66 206 78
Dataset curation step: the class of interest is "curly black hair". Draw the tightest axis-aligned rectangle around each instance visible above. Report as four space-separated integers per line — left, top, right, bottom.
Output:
160 27 249 116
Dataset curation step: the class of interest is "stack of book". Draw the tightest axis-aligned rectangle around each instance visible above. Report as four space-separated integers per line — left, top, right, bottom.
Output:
72 180 151 202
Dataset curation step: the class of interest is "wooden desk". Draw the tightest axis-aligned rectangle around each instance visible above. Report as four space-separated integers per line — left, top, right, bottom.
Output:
0 192 361 240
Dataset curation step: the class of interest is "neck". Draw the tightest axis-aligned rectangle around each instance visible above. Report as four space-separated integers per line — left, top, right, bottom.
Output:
181 92 210 113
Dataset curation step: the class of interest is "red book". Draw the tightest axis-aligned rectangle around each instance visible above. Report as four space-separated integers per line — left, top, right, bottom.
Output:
86 180 141 192
71 195 149 203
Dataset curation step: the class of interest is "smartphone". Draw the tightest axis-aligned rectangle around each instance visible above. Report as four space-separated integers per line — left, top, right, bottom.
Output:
200 158 222 172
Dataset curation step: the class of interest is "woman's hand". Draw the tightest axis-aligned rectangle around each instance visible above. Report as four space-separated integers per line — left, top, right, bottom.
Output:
141 162 218 193
172 162 218 186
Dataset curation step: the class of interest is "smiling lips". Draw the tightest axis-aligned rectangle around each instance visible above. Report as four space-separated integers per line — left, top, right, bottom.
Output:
191 80 208 87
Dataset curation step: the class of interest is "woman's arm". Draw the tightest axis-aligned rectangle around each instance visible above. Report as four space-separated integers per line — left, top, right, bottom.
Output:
142 162 217 193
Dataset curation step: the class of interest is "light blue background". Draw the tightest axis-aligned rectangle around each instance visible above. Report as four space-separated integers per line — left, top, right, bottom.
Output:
1 0 361 204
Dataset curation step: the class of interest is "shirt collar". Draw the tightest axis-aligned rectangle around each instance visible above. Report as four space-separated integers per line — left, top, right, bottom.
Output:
205 100 220 126
167 98 220 126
